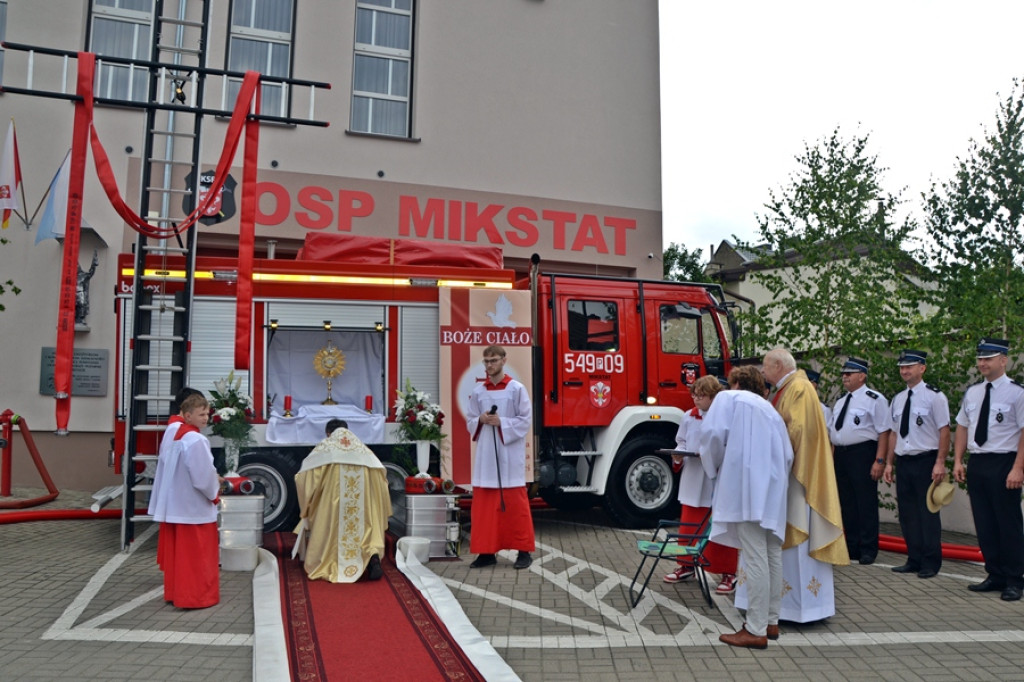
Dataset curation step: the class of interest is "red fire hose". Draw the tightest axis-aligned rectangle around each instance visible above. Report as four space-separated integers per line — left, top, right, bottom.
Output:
879 533 984 563
0 410 60 509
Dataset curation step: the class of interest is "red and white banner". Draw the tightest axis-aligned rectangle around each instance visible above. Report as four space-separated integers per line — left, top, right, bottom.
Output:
0 120 23 229
439 289 533 485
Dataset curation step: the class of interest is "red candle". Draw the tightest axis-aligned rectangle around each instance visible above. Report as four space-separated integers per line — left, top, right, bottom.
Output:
365 395 372 412
284 395 292 412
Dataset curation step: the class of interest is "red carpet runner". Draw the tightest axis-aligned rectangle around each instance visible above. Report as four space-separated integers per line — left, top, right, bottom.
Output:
264 532 486 682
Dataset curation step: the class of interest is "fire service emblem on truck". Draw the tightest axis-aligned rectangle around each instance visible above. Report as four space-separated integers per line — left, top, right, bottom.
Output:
590 380 611 408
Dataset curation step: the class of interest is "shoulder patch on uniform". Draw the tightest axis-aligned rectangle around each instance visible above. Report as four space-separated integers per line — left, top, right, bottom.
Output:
926 383 941 393
865 390 879 399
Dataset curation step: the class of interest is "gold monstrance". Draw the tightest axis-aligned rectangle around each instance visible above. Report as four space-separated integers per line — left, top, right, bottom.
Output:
313 341 346 405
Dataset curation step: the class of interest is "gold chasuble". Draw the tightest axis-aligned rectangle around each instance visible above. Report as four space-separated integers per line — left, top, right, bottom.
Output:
293 428 392 582
775 371 849 565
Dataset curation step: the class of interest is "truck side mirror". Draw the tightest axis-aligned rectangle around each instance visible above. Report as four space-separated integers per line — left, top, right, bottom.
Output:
674 302 701 319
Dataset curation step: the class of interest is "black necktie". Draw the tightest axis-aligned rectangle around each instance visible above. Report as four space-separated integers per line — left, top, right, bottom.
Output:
899 389 913 438
835 394 852 430
976 383 992 445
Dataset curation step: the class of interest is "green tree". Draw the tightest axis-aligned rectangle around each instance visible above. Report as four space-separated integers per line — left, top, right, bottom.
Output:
919 80 1024 392
736 127 923 401
662 241 708 282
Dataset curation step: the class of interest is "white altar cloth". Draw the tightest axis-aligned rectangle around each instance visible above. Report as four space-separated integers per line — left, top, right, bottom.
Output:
266 404 386 445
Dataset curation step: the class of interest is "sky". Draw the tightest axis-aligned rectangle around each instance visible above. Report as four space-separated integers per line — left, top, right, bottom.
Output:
659 0 1024 259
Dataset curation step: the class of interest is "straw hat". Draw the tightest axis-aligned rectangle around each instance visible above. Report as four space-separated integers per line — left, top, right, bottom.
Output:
926 479 955 513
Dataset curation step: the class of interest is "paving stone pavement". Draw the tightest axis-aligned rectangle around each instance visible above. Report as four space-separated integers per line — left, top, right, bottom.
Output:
5 488 1024 681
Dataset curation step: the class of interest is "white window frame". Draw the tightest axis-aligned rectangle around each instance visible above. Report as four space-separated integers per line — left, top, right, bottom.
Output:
227 0 294 117
351 0 414 137
89 1 154 103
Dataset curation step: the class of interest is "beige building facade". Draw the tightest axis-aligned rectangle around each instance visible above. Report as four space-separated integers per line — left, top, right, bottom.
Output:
0 0 663 490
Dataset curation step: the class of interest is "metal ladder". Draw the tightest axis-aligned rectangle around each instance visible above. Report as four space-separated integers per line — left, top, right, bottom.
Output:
1 0 330 550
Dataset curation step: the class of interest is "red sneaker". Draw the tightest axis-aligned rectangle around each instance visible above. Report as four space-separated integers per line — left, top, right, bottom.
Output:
663 566 695 583
715 574 737 594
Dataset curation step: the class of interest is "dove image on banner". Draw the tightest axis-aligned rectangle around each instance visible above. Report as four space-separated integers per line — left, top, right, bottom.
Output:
36 152 71 244
0 120 23 228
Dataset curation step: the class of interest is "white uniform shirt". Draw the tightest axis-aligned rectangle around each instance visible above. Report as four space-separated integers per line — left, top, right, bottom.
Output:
822 402 833 427
674 408 714 507
467 376 532 488
956 374 1024 453
890 381 950 456
829 384 889 447
148 428 220 524
698 390 794 548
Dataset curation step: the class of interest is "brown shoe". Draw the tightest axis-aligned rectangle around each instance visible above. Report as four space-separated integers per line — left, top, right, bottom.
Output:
719 626 768 649
766 624 779 640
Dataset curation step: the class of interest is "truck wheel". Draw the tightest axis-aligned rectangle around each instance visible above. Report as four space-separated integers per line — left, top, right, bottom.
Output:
539 486 599 512
238 453 299 533
603 435 679 528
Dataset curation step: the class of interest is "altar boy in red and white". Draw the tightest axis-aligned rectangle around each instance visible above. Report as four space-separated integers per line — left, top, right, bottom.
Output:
148 393 222 609
466 345 535 570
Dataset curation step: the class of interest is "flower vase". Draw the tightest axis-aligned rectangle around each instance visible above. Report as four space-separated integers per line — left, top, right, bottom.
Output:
224 440 241 476
415 440 431 476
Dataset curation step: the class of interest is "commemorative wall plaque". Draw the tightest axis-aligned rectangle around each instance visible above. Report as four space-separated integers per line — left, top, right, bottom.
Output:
39 347 109 397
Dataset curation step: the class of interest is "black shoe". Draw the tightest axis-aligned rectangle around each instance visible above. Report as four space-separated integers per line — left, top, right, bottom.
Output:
1001 586 1023 601
917 568 938 579
513 552 533 569
366 554 384 581
470 554 497 568
859 555 876 565
891 563 919 574
968 577 1005 592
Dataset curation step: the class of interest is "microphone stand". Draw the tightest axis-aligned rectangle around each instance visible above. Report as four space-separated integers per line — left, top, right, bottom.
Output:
489 405 506 511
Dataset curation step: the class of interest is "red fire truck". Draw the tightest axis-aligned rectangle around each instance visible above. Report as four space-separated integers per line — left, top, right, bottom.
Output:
111 235 738 531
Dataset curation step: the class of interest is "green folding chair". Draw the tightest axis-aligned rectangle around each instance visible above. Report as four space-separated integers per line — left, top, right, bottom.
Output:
628 513 713 607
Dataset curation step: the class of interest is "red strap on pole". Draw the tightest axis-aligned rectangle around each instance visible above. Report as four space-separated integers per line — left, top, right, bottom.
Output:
53 53 95 434
235 78 261 370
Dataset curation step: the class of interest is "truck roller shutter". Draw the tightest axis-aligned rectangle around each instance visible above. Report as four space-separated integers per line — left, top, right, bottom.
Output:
190 298 249 398
399 305 440 403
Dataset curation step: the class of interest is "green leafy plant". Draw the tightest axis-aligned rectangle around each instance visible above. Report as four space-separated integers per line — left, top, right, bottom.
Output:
392 378 445 443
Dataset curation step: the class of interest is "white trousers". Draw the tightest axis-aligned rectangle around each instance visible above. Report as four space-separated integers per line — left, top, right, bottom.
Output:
736 521 782 637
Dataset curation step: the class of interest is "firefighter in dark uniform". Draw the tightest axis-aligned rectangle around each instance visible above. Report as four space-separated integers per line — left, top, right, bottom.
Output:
883 350 950 579
953 338 1024 601
828 357 890 565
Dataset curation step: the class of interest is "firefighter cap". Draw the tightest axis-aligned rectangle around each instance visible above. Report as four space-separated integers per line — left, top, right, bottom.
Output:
977 337 1010 359
840 357 869 374
897 350 927 366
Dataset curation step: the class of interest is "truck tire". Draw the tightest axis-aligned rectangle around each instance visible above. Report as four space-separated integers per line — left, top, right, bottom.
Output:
238 453 299 533
602 435 679 528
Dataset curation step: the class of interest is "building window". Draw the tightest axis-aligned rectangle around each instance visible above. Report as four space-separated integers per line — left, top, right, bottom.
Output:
351 0 413 137
227 0 294 116
89 0 154 102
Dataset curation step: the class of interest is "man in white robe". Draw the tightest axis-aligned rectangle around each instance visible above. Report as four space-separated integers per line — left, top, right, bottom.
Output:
293 424 392 583
700 367 793 649
466 344 535 569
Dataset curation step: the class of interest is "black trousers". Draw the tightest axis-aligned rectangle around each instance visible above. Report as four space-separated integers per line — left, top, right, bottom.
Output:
834 440 879 561
895 451 942 572
967 451 1024 588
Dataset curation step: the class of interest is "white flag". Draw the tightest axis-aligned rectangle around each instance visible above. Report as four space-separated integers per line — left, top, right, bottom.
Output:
36 152 71 244
0 120 22 228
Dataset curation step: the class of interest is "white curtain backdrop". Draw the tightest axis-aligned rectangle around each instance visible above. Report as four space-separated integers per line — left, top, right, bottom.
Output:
267 330 384 415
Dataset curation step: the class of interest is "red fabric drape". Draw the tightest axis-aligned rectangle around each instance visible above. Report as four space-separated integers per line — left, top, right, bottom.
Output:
54 55 265 429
